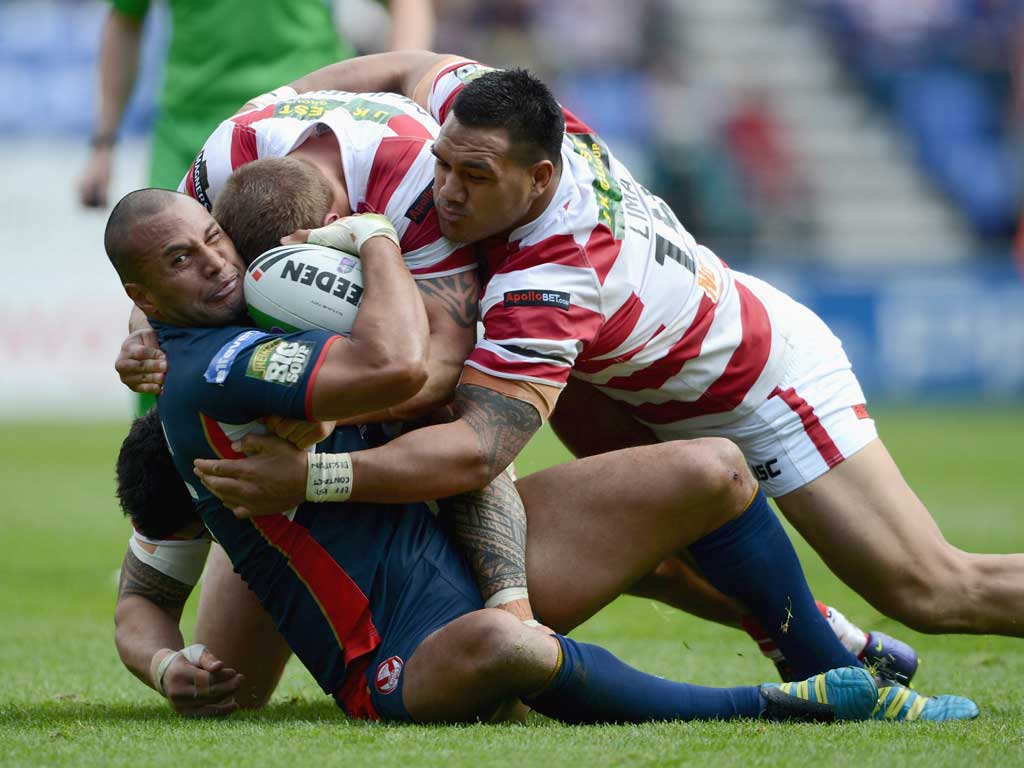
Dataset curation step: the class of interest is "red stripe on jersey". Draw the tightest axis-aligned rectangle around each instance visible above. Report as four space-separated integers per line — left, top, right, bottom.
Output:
252 515 381 667
335 654 379 720
583 224 622 285
364 137 428 215
401 213 443 254
231 104 275 127
483 296 603 344
771 386 845 468
563 107 594 135
629 282 772 422
438 86 462 125
602 295 716 392
578 291 644 363
304 335 340 420
200 414 244 459
576 323 666 375
229 124 259 171
487 234 586 277
409 246 477 277
387 113 434 141
467 347 571 385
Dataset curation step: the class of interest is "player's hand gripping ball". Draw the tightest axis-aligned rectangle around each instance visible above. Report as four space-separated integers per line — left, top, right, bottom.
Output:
244 214 399 336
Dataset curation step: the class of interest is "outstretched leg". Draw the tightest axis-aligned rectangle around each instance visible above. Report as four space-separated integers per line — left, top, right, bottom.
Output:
400 609 875 724
778 438 1024 636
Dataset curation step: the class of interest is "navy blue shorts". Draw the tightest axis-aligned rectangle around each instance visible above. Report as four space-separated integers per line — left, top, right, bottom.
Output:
336 524 483 721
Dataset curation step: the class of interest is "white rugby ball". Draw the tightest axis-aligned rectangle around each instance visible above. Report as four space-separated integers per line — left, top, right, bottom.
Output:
245 243 364 335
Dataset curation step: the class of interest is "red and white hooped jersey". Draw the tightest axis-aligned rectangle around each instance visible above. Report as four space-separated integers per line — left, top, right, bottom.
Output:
429 61 786 429
178 90 474 279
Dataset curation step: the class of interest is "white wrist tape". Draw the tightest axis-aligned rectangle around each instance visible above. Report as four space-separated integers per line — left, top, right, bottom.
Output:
306 452 353 502
246 85 297 110
522 619 541 628
152 643 208 695
307 214 400 255
484 586 530 609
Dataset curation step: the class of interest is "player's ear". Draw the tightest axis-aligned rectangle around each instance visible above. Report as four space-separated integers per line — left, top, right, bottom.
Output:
322 212 341 226
124 283 158 317
529 159 555 198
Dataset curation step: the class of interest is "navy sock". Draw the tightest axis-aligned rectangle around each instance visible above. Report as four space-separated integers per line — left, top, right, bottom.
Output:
688 489 861 679
524 634 763 724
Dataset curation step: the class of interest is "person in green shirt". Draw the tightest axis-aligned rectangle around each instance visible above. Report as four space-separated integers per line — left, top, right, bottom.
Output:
80 0 434 413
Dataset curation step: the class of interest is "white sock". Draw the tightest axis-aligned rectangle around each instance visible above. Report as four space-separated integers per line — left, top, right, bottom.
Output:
817 601 869 657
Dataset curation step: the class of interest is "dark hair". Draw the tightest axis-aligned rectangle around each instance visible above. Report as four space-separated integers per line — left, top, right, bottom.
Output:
104 188 181 281
451 68 565 167
213 157 334 265
116 410 199 539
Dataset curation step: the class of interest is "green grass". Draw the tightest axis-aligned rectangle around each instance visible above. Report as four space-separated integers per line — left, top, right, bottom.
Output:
2 406 1023 767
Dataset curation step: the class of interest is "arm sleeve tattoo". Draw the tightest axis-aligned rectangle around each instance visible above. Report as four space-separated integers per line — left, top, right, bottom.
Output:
117 547 192 621
447 470 528 599
453 383 541 479
445 383 542 599
416 271 479 329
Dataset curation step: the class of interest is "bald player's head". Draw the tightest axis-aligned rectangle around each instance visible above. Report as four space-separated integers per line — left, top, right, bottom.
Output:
104 189 247 328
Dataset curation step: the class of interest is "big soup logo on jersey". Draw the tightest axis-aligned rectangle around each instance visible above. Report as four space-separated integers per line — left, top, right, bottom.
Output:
246 339 314 387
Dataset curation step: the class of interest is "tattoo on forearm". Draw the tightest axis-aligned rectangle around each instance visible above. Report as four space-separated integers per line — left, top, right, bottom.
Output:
454 384 542 479
447 471 528 598
416 272 479 329
117 548 191 620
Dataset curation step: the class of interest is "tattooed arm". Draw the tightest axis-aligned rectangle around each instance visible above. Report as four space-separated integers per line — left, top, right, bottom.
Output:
115 545 192 688
445 470 532 617
115 544 244 715
341 381 544 503
337 271 480 425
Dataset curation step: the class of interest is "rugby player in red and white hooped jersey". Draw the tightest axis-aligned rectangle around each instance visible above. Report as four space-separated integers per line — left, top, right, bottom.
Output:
118 83 479 424
194 52 1024 646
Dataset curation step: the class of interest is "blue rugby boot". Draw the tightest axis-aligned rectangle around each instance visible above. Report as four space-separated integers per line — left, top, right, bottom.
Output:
872 683 979 721
760 666 878 722
861 631 919 686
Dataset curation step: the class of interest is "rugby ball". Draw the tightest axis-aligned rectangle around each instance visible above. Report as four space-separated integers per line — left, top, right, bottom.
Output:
245 243 364 336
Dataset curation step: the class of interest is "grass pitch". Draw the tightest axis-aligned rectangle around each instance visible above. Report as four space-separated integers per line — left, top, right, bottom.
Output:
2 406 1023 767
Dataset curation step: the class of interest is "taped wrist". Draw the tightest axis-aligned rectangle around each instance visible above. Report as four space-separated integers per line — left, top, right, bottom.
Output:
307 214 400 255
306 452 353 502
151 644 207 695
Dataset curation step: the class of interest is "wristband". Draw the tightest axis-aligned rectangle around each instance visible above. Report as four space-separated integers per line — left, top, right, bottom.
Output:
306 452 353 502
245 85 298 111
90 133 116 148
484 587 530 609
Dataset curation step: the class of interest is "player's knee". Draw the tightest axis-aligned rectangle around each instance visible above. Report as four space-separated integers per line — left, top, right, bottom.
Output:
454 610 534 684
676 437 755 519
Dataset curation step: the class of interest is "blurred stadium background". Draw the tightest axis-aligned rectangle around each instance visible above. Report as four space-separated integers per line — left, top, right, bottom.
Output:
1 0 1022 419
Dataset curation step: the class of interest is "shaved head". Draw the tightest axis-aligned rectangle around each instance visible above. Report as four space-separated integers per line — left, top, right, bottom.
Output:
105 188 183 282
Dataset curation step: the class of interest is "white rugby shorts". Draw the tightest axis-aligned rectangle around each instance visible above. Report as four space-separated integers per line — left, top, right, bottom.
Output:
657 273 878 497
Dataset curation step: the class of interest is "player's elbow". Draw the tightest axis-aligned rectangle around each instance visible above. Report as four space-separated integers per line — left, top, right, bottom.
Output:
376 352 430 403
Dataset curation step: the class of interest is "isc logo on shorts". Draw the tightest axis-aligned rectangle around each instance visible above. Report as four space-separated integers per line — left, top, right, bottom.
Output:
375 656 404 695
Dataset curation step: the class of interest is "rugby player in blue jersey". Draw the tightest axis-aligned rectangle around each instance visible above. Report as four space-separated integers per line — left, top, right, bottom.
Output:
104 187 894 724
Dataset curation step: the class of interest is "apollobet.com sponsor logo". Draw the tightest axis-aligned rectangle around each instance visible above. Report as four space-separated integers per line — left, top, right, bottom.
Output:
503 289 571 311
